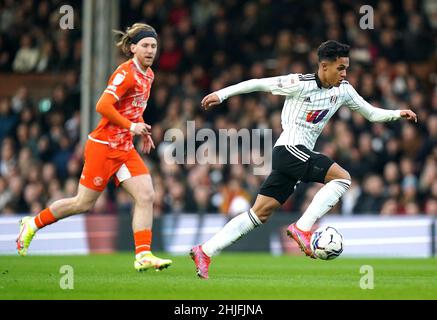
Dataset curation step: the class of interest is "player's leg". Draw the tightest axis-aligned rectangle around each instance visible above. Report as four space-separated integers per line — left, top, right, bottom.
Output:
191 196 276 279
121 174 154 248
17 140 110 256
288 146 351 256
118 152 172 271
46 139 110 220
191 147 296 279
49 184 102 219
295 162 351 231
17 184 101 256
191 180 289 279
251 194 282 223
200 194 280 258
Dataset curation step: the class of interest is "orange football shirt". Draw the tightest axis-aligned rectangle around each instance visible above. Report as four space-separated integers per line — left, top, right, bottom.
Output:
89 58 154 151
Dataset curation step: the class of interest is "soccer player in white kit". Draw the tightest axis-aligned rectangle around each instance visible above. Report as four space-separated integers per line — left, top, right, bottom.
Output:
191 40 417 279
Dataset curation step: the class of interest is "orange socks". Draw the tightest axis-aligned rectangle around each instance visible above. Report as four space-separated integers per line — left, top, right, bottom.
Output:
34 208 57 229
134 230 152 255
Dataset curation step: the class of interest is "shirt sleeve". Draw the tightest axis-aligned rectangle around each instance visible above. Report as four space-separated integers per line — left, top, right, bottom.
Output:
95 92 132 130
268 73 301 96
95 67 136 130
102 67 134 101
342 83 401 122
215 73 301 102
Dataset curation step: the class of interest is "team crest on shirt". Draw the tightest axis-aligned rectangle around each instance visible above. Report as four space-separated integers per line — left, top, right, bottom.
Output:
93 177 103 186
330 95 338 104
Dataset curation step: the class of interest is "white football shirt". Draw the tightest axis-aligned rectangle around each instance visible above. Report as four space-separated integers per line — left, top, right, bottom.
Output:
215 73 401 151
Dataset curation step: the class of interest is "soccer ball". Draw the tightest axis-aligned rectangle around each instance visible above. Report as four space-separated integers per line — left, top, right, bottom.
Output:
310 226 343 260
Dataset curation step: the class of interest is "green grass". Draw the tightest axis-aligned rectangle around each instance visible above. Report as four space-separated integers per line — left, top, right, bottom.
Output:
1 253 437 300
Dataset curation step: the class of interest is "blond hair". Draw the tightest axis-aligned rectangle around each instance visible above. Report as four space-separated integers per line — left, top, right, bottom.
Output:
113 23 157 57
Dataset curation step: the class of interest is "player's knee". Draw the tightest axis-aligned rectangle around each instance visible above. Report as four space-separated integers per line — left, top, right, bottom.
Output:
252 206 274 223
73 196 95 213
136 189 155 206
257 213 270 224
76 200 95 213
338 170 351 184
344 171 351 182
252 196 280 223
329 169 351 183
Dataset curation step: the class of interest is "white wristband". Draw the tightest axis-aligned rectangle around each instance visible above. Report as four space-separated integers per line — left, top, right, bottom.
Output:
129 122 136 132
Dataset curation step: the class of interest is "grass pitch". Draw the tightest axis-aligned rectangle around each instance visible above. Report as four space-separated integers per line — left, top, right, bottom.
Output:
1 253 436 300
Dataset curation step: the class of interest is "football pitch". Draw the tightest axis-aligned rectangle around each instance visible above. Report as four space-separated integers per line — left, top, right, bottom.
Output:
1 253 437 300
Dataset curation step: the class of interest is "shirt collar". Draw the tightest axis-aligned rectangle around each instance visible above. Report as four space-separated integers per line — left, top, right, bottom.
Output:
315 72 333 90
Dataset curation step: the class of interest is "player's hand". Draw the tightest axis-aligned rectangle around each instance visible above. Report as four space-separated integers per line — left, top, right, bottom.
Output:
131 122 152 136
400 110 417 123
142 134 155 154
201 93 221 110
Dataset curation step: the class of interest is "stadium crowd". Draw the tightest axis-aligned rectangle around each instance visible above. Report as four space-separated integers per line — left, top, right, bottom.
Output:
0 0 436 217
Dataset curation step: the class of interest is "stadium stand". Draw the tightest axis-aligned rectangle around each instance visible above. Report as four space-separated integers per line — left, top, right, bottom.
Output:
0 0 436 219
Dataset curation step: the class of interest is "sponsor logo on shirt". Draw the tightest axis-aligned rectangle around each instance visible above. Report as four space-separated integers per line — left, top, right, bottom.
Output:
306 109 329 124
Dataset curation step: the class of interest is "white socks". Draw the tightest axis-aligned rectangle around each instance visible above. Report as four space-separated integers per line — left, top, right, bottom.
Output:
200 179 350 256
296 179 351 231
202 209 262 257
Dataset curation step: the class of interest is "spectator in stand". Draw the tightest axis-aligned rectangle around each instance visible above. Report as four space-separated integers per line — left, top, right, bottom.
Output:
380 198 399 216
0 0 435 218
354 175 387 214
0 98 18 142
12 34 39 73
424 198 437 216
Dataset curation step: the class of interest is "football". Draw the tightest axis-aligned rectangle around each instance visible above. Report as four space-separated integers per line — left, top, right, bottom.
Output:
310 226 344 260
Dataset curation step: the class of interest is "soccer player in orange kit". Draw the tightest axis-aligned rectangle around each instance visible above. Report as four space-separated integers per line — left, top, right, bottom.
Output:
16 23 172 272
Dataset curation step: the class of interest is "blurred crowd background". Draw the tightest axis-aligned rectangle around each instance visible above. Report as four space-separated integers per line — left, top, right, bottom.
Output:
0 0 436 218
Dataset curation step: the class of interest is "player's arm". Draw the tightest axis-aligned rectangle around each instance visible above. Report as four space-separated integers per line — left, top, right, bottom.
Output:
343 84 417 123
202 74 300 110
96 71 151 135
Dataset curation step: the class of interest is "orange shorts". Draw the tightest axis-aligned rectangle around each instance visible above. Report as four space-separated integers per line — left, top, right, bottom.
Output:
80 139 149 192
